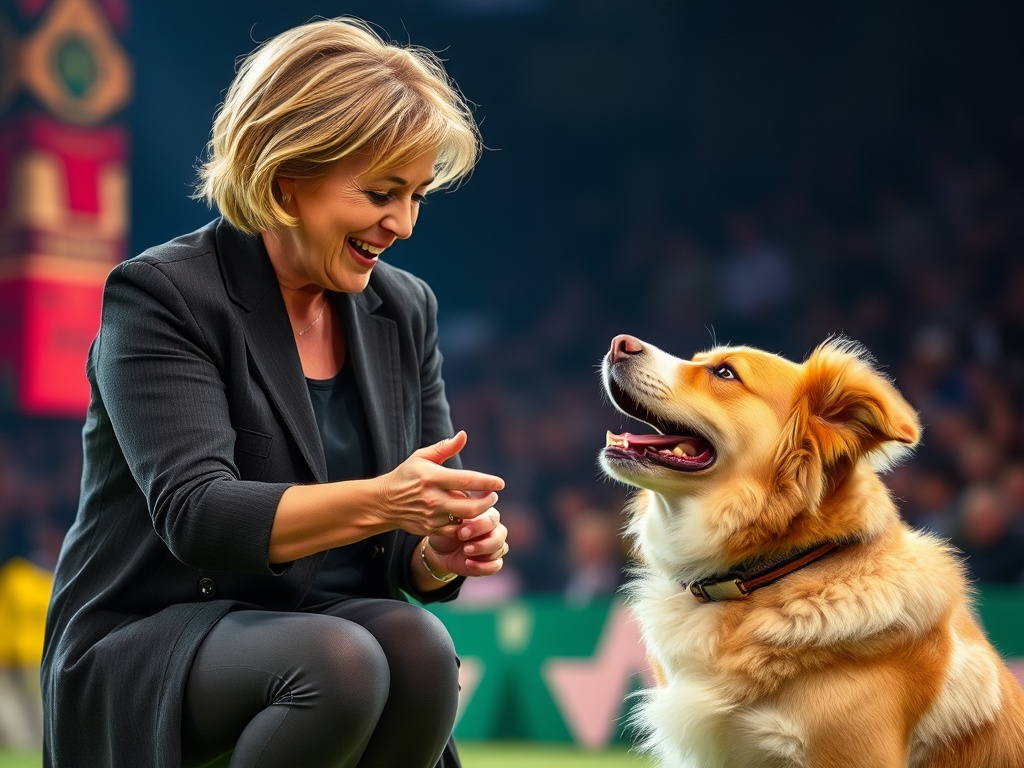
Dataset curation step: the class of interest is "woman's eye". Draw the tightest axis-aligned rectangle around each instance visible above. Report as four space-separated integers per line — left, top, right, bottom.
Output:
364 191 428 207
713 364 737 380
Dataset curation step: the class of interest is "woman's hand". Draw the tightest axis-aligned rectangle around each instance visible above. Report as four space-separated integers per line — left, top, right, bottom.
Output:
375 431 504 537
424 504 509 579
269 431 504 565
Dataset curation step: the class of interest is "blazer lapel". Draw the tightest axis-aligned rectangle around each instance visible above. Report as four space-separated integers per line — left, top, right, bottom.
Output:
336 287 404 475
216 221 327 482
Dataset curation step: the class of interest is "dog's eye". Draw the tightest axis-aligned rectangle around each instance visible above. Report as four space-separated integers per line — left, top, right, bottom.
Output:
712 364 738 381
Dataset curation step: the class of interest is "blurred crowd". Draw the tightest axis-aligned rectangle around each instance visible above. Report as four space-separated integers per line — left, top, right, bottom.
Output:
444 109 1024 602
2 110 1024 603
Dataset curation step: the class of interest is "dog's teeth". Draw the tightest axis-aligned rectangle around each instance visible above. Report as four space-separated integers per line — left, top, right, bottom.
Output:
673 441 698 457
606 431 630 449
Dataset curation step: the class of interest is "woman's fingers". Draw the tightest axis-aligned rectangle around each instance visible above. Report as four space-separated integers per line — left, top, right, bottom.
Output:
456 507 500 540
444 492 499 522
439 470 505 495
462 521 508 560
412 431 468 465
424 513 508 577
460 536 508 576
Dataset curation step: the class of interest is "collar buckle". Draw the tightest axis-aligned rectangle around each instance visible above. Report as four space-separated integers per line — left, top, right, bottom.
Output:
689 577 748 603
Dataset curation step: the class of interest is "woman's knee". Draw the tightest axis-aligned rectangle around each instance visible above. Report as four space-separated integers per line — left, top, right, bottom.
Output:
183 612 393 764
300 618 391 722
372 604 457 672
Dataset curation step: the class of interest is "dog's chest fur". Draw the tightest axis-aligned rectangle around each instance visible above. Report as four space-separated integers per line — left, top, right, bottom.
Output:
629 574 807 768
627 528 1005 768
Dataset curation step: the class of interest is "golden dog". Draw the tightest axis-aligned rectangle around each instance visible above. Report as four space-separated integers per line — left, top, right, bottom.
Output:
600 334 1024 768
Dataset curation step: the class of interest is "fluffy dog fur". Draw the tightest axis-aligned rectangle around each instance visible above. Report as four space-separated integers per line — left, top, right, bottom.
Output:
599 334 1024 768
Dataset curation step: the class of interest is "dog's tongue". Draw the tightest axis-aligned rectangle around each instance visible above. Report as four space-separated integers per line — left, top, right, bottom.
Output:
606 431 705 458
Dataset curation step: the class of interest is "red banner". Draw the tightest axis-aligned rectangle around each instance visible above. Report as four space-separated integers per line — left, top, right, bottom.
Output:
0 277 103 414
0 0 131 416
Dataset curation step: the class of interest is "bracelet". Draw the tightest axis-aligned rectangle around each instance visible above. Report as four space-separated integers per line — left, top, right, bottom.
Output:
420 538 458 583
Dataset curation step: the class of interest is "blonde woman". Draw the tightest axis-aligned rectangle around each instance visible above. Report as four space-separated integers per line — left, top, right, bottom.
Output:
41 17 508 768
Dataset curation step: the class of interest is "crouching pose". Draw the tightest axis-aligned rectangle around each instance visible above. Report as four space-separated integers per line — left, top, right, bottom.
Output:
42 17 509 768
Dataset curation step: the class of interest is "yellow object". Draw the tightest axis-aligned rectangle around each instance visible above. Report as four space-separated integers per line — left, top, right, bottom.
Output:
0 558 54 667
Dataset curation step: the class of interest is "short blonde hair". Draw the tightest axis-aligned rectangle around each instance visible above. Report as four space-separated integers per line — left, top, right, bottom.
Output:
195 17 482 234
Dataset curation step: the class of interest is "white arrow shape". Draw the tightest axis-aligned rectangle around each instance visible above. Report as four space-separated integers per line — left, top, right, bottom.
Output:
456 656 484 724
542 602 655 749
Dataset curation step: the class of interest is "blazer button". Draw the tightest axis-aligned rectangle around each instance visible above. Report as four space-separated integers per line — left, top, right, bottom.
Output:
373 544 385 557
198 577 216 597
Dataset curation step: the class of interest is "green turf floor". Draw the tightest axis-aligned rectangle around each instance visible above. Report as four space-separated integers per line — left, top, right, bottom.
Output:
459 742 653 767
0 743 652 767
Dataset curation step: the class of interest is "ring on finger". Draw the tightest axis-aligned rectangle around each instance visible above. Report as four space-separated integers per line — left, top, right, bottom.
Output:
448 513 461 525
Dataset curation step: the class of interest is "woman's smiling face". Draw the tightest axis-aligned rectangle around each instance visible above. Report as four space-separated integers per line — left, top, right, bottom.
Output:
272 150 436 293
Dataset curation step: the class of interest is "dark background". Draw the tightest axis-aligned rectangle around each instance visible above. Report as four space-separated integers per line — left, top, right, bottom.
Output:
5 0 1024 598
130 1 1024 318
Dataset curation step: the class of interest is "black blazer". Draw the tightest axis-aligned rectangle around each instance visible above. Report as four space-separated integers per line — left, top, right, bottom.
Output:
41 219 463 767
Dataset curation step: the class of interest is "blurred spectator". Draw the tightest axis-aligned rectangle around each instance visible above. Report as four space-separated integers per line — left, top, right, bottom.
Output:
641 231 720 354
993 261 1024 373
718 209 799 349
999 461 1024 535
562 508 626 607
873 186 943 281
902 457 960 539
955 432 1003 486
950 484 1024 586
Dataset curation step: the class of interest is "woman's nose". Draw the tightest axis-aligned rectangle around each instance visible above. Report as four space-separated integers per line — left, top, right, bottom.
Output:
383 203 415 240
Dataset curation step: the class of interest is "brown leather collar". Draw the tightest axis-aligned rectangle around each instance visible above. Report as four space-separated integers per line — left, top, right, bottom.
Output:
686 541 845 603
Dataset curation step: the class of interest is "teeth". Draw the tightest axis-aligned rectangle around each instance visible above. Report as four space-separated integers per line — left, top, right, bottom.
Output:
605 431 629 449
673 441 699 457
351 238 384 256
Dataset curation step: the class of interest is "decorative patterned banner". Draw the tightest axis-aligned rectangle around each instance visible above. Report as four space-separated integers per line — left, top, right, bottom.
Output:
0 0 130 415
19 0 131 125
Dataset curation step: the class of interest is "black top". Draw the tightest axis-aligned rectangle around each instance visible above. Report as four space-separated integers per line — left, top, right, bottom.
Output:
300 361 379 606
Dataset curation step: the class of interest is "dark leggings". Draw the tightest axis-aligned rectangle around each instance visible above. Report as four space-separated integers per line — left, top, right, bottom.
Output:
180 598 461 768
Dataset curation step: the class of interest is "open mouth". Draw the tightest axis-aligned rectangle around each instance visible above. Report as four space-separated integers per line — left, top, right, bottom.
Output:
349 238 384 260
604 377 716 472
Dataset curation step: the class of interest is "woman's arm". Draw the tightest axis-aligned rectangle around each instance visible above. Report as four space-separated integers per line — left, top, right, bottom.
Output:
97 259 292 573
267 432 502 564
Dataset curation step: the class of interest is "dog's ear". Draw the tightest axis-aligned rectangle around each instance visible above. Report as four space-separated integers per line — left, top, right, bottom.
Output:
800 337 920 470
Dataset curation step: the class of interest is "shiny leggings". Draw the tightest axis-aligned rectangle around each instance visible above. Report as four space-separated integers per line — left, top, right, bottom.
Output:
180 598 461 768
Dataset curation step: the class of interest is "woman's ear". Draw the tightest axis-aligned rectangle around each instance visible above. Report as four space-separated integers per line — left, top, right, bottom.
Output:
275 177 295 205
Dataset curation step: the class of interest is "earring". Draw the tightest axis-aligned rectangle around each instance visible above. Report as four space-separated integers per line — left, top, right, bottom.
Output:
281 193 291 204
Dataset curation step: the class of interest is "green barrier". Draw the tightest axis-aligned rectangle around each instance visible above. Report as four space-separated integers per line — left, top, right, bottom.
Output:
431 590 1024 748
976 587 1024 656
432 597 651 746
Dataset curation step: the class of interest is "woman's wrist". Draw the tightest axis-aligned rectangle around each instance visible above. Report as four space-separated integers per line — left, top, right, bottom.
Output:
417 537 458 587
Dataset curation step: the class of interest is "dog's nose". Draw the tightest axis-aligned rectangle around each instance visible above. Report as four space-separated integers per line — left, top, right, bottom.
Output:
609 334 644 365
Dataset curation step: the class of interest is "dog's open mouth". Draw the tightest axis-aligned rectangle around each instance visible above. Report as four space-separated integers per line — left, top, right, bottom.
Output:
604 379 716 472
604 431 715 471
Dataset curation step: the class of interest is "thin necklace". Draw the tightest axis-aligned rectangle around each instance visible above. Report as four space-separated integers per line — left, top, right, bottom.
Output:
297 297 326 336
